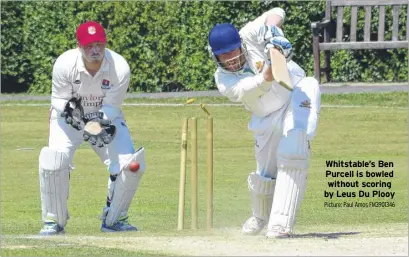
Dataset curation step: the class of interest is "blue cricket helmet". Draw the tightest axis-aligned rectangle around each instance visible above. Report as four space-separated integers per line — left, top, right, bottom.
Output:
208 23 242 56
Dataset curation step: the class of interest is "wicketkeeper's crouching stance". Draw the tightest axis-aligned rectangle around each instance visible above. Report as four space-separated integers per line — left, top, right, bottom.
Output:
39 21 146 235
208 8 321 238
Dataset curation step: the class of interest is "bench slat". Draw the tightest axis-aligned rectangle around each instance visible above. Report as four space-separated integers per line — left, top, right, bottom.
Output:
364 6 372 41
336 7 344 41
331 0 407 6
324 0 331 42
319 41 408 50
325 0 331 19
350 6 358 41
392 5 400 41
407 5 409 40
378 6 385 41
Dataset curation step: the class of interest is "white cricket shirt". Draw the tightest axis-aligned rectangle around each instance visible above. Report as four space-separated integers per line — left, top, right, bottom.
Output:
214 8 306 118
50 48 130 121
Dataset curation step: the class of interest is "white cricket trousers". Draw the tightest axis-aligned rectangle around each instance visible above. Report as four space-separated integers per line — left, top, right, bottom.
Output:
48 109 135 175
248 77 321 179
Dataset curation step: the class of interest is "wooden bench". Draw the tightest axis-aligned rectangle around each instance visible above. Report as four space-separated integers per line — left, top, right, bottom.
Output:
311 0 408 83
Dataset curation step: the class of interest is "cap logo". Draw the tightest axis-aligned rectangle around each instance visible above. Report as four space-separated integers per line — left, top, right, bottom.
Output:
88 26 96 35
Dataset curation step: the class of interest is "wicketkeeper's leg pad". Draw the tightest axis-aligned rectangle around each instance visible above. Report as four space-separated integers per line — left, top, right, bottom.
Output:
104 147 146 226
267 129 309 234
39 147 70 228
248 172 276 221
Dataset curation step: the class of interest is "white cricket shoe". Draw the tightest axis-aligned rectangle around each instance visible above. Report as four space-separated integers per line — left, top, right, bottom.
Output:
101 216 138 232
265 226 290 239
39 221 64 236
242 216 266 235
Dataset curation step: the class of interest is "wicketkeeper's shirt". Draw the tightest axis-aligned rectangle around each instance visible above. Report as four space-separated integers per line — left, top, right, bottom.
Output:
50 48 130 121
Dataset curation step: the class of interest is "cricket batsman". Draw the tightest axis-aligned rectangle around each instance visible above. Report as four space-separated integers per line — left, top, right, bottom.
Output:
38 21 146 235
208 8 321 238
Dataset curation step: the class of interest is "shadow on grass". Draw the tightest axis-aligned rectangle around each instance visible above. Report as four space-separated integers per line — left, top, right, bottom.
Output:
291 231 360 239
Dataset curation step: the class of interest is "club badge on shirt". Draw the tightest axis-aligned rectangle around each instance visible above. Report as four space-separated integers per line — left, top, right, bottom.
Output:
101 79 111 90
255 61 264 73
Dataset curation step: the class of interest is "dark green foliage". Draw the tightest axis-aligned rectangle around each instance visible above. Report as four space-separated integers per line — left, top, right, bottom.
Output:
1 2 28 93
1 1 407 93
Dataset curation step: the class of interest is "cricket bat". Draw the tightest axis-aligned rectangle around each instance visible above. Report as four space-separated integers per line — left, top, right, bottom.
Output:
269 48 293 91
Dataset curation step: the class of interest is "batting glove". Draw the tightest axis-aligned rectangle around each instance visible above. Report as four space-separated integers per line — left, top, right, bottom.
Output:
264 36 293 62
257 25 284 44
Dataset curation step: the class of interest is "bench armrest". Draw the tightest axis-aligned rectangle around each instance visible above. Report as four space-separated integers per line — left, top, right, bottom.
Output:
311 19 331 36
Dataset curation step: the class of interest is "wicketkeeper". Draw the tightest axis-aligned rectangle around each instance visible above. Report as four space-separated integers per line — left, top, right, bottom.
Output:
208 8 321 238
39 21 146 235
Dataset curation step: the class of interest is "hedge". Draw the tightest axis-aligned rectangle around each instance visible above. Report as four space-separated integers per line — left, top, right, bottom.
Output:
1 1 407 93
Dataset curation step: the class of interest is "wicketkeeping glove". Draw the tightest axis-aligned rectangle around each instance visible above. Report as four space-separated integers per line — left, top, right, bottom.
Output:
82 112 116 148
61 97 84 131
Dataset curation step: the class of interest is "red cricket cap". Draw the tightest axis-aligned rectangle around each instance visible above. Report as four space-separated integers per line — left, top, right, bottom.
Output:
76 21 107 46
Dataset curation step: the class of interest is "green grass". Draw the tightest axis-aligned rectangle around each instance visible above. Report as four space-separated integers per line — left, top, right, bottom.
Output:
321 91 408 107
1 237 168 256
1 92 407 255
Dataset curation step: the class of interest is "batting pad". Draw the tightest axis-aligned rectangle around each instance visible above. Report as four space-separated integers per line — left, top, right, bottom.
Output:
248 172 276 221
267 129 309 233
39 147 70 227
105 147 146 226
267 168 307 233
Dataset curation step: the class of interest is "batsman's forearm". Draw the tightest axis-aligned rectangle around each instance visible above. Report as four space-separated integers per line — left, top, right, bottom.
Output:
265 15 284 28
264 7 285 27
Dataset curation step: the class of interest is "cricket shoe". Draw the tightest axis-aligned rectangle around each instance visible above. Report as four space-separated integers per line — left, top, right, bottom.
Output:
39 220 65 236
101 216 138 232
265 226 291 239
242 216 267 235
